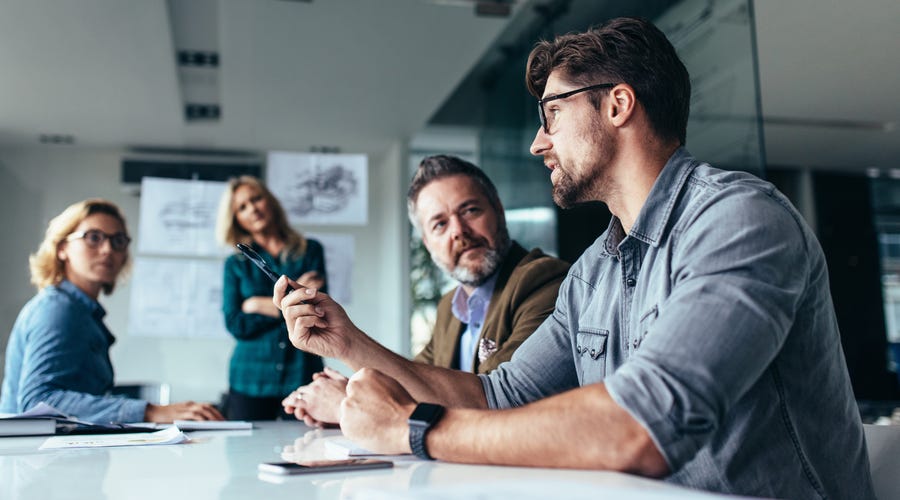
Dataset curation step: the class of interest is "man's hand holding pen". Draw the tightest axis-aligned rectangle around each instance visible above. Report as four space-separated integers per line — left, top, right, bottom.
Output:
273 275 358 360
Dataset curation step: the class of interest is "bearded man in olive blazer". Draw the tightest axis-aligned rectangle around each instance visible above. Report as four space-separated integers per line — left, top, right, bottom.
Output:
409 155 569 374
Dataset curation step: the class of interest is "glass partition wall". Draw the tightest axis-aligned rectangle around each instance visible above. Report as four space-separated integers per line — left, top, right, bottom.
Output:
408 0 765 356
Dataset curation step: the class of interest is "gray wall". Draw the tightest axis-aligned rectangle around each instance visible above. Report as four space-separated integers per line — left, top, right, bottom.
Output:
0 142 410 403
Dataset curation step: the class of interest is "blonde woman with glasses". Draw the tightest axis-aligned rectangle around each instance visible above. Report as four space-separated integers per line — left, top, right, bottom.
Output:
0 199 223 423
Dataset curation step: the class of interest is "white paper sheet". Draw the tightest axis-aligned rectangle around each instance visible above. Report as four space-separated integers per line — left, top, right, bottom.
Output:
39 426 189 450
266 152 368 226
137 177 230 257
127 257 229 338
323 437 414 461
306 232 353 304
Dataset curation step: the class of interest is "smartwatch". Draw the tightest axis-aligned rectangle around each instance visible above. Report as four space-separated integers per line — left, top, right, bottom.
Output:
407 402 445 460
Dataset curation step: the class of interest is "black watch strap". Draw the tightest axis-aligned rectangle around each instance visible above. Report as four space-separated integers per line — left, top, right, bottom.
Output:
408 421 432 460
408 403 445 460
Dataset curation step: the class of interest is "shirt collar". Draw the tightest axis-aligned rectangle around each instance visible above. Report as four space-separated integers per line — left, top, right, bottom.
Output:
58 279 106 321
602 147 699 251
451 271 500 324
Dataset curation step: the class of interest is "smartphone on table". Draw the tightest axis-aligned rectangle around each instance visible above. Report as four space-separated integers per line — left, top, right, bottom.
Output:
258 458 393 475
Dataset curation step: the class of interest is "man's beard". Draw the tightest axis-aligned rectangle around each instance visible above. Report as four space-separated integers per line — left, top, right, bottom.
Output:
552 168 591 209
552 118 616 209
433 228 511 288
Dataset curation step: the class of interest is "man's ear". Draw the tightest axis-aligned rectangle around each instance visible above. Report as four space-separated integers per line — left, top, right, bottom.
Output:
608 84 637 126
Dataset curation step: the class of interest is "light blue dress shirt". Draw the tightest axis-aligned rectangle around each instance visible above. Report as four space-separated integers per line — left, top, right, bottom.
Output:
451 273 498 372
480 148 874 499
0 280 147 422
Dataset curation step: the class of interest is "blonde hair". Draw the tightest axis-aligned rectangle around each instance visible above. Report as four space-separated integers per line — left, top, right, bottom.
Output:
215 176 307 259
29 198 131 295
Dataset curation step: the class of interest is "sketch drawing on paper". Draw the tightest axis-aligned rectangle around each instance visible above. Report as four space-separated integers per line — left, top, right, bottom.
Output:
137 177 230 257
266 152 368 226
158 200 215 229
286 164 358 217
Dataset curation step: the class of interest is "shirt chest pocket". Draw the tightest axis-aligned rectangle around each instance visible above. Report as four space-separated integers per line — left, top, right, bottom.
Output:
575 328 609 384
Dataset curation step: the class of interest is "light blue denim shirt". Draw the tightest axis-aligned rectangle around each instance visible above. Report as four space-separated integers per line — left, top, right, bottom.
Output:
481 148 874 499
0 280 147 422
451 272 498 372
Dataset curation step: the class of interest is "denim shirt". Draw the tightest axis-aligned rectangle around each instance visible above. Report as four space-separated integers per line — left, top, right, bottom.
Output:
0 280 147 422
481 148 874 499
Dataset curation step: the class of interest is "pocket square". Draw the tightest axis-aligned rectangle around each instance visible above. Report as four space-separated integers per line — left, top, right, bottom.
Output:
478 338 498 364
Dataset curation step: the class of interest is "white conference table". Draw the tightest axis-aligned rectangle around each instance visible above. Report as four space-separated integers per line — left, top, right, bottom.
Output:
0 420 743 500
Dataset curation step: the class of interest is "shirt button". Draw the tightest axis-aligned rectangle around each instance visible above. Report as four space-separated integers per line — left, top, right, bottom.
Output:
275 363 284 371
278 342 286 349
626 278 636 287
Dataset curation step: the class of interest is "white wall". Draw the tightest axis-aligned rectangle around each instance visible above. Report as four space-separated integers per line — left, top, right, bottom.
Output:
0 143 409 403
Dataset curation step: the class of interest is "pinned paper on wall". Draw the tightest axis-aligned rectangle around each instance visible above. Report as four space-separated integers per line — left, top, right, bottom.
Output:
266 152 368 226
306 232 354 305
127 257 228 338
137 177 229 257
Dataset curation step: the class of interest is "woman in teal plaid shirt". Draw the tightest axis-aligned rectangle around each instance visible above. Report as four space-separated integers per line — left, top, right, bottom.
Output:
216 176 326 420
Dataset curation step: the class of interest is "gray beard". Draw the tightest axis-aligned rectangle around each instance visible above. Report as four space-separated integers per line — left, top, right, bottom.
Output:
434 231 511 288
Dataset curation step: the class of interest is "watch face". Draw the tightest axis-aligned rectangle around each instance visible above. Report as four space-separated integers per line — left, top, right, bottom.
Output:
409 403 444 425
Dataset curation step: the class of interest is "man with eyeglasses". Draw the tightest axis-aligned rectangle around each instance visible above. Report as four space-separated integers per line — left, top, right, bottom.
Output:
274 17 873 498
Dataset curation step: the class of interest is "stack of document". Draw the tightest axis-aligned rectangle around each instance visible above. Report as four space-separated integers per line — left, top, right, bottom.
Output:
1 402 159 437
1 403 254 439
0 415 56 437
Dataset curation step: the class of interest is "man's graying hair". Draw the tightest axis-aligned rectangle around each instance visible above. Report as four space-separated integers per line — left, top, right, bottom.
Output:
407 155 504 232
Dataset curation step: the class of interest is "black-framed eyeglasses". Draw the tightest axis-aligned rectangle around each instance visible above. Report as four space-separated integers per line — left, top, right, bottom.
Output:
67 229 131 252
537 83 618 134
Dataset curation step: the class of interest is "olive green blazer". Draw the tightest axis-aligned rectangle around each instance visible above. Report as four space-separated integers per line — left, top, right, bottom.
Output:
414 242 569 374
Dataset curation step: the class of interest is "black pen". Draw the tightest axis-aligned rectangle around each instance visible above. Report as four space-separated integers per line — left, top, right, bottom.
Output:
236 243 297 293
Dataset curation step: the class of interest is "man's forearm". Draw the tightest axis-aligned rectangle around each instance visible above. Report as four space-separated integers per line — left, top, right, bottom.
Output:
344 334 488 409
425 383 669 475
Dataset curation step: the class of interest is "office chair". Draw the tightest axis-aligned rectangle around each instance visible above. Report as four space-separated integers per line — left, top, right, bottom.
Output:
864 423 900 499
